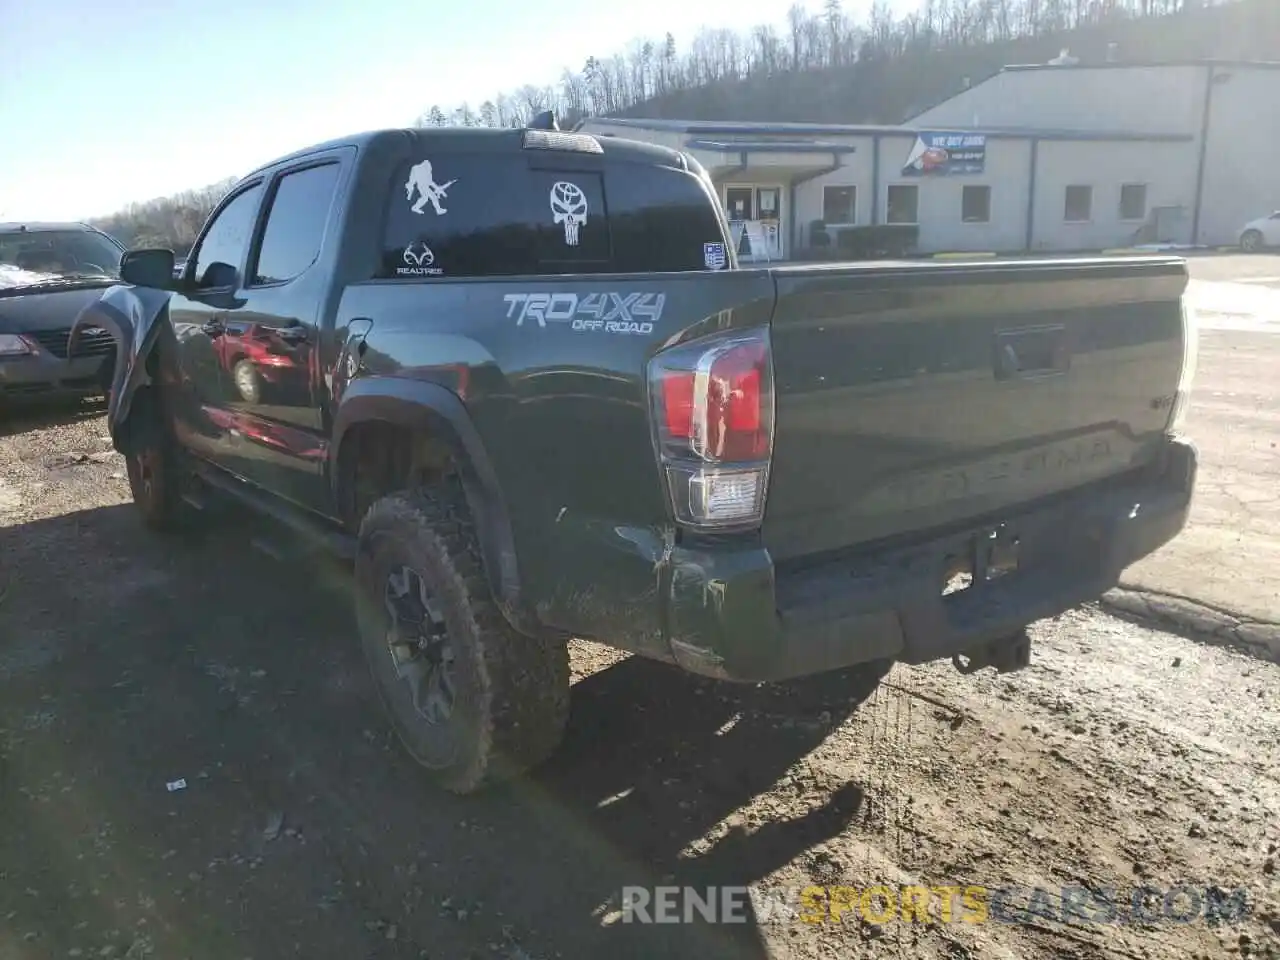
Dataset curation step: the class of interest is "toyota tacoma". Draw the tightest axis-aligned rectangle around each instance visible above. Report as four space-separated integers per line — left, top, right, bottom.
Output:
72 122 1199 793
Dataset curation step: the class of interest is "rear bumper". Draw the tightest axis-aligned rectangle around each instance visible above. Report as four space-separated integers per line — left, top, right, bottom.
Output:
663 436 1198 682
0 353 111 402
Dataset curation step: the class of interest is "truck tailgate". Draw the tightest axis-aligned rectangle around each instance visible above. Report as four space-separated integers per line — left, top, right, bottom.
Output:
762 257 1188 563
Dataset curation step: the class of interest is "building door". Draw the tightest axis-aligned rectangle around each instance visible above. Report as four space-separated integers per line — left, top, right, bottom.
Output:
755 187 783 260
723 184 786 261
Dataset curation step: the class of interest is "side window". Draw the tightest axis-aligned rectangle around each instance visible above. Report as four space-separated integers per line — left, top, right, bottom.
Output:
251 163 341 285
605 163 730 272
191 184 263 288
961 185 992 223
822 186 858 225
886 185 919 225
1064 185 1093 223
383 154 534 278
381 154 612 278
1118 183 1147 222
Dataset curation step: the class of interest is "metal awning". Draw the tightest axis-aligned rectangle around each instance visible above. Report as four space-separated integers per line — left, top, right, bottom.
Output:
685 139 852 182
684 138 858 154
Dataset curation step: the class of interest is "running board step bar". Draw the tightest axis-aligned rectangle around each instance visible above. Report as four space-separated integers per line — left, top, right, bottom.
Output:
190 462 357 561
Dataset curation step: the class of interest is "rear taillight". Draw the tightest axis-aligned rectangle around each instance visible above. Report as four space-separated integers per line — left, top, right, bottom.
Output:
648 328 775 530
1168 299 1199 433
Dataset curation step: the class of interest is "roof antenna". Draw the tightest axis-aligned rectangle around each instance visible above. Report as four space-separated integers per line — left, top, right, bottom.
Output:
528 110 559 131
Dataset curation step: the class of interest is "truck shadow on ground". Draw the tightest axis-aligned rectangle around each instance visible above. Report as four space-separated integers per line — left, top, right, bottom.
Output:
0 503 889 960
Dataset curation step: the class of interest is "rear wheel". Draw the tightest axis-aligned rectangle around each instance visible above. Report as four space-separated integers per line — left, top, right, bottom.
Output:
122 389 187 532
354 480 570 794
1241 229 1265 252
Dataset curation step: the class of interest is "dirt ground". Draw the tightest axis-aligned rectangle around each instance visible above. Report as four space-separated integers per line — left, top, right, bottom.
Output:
2 399 1278 960
1120 255 1280 626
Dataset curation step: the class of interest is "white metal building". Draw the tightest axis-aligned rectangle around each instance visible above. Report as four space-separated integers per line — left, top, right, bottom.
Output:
575 59 1280 260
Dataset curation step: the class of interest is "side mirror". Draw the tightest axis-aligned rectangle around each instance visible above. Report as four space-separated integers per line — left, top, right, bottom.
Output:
200 261 239 290
120 248 176 289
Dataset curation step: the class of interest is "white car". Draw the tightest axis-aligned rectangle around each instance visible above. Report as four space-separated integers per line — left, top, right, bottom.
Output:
1239 211 1280 252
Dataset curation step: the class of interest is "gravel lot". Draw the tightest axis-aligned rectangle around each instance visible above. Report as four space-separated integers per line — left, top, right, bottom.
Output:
4 254 1280 958
2 398 1278 960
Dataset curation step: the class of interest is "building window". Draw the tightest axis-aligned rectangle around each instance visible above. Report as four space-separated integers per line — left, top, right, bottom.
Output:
886 185 919 224
1119 184 1148 222
822 185 857 224
962 186 991 223
1064 185 1093 223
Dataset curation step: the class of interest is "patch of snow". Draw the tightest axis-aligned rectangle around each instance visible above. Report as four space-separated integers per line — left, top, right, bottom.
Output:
0 262 59 290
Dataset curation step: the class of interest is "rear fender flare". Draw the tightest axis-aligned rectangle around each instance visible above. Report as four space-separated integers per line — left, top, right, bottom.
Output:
331 379 526 626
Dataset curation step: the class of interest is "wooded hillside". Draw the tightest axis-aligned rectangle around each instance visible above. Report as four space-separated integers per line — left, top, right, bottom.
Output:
93 0 1271 252
416 0 1271 127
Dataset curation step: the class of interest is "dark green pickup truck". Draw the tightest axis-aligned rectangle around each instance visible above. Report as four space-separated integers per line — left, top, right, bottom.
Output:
74 120 1199 793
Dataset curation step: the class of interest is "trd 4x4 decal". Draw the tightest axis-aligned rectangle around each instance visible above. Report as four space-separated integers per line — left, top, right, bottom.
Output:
503 292 666 335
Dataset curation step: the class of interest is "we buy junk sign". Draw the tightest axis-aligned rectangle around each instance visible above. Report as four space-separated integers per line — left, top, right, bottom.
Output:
902 132 987 176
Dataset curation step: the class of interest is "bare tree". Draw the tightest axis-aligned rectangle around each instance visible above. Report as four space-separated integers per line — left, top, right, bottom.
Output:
787 4 809 69
660 33 677 92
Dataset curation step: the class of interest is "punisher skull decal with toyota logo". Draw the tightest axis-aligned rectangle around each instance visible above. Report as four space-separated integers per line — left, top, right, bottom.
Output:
549 181 588 246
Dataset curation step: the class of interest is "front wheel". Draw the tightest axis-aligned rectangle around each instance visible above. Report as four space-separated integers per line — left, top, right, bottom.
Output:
1241 229 1265 252
354 480 570 794
122 389 187 532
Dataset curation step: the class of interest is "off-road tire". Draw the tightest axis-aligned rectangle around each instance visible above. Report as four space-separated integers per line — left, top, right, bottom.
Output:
232 359 262 404
122 389 186 532
1241 229 1265 252
354 479 570 794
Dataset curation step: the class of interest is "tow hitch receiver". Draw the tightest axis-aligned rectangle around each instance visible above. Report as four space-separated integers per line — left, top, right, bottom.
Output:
952 628 1032 675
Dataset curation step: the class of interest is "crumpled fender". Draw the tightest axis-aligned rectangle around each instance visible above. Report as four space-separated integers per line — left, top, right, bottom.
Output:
68 283 174 450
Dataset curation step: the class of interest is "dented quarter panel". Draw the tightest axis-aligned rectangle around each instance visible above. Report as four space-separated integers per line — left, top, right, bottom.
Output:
334 272 775 644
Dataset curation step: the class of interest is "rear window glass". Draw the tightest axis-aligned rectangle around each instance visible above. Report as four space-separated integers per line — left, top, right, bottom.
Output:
607 164 731 273
380 152 727 278
382 154 610 279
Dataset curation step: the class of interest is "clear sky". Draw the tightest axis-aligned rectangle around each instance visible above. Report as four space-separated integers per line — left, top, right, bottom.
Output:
0 0 893 222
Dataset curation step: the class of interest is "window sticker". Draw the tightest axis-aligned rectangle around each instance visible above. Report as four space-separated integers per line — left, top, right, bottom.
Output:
549 181 588 246
404 159 456 216
397 241 442 277
703 242 727 270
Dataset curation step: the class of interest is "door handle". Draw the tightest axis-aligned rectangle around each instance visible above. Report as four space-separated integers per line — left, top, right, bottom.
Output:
993 325 1069 380
201 318 226 338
